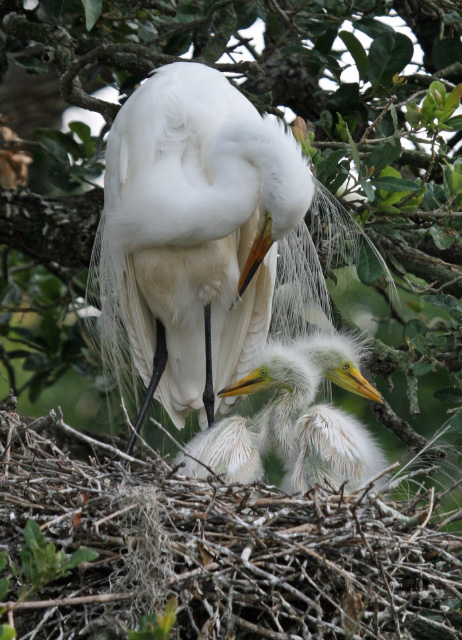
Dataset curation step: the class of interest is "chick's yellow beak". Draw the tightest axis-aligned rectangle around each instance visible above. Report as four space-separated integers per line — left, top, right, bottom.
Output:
237 212 274 300
218 369 269 397
327 365 383 404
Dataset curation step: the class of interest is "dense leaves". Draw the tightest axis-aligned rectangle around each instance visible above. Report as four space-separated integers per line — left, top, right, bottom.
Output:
20 520 98 592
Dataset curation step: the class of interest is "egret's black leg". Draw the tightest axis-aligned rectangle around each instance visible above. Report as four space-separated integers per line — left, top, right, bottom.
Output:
124 319 167 458
202 303 215 427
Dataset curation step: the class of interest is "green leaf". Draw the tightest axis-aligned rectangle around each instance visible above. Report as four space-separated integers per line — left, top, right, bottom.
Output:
353 17 394 39
434 387 462 403
23 519 46 548
432 36 462 71
371 176 421 192
320 110 334 138
39 0 63 18
34 129 83 162
410 334 432 358
128 597 177 640
81 0 102 31
445 115 462 130
316 149 347 183
339 31 369 79
334 112 349 142
21 520 49 584
63 547 99 570
367 140 402 175
0 578 9 601
423 294 462 322
440 83 462 120
360 179 375 202
0 551 7 572
368 33 414 85
403 319 426 341
428 225 456 250
235 2 259 30
387 252 407 275
23 353 50 372
412 362 434 376
327 83 362 117
68 121 95 156
0 625 16 640
404 101 423 128
355 240 383 285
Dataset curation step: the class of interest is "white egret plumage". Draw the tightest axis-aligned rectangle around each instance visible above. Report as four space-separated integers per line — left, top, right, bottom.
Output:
281 404 388 494
88 61 395 458
176 342 320 483
175 415 264 484
300 329 383 404
192 331 386 489
89 60 334 456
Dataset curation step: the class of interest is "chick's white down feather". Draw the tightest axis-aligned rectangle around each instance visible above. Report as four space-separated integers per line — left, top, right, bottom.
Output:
91 61 323 431
281 404 388 494
176 417 264 484
176 333 387 490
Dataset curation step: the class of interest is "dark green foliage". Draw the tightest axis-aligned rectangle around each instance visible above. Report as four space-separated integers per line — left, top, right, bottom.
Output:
20 520 98 593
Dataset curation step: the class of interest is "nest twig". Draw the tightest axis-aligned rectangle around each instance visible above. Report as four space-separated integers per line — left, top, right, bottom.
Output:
1 406 461 640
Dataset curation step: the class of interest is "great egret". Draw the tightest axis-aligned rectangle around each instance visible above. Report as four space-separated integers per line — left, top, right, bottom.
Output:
300 329 382 405
88 61 395 458
281 404 388 494
89 60 332 456
220 332 382 461
176 342 319 483
175 415 264 484
177 331 385 487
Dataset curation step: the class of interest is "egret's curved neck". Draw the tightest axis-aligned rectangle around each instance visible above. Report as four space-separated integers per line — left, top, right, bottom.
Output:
269 383 314 455
204 115 312 242
108 114 311 251
250 374 315 456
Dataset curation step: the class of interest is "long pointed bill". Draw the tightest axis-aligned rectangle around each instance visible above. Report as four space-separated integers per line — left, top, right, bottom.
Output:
327 365 383 403
218 369 269 397
232 212 274 307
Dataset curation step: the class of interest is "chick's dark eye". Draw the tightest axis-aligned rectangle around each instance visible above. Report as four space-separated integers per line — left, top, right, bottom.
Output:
261 369 267 377
342 363 349 370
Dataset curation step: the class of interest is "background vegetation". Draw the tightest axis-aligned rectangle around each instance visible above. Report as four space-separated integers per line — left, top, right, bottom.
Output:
0 0 461 475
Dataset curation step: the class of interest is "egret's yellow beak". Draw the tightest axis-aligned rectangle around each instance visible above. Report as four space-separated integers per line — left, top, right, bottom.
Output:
326 365 383 403
218 369 269 397
237 212 274 299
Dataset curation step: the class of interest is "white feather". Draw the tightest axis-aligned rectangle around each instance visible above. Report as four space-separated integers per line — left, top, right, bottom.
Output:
88 61 321 431
175 417 264 484
282 404 388 494
87 60 396 436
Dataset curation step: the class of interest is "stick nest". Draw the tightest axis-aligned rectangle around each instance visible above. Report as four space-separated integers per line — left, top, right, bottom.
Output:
1 406 462 640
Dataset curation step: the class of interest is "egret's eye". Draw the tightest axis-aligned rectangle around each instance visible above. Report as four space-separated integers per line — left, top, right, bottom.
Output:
260 369 267 377
342 363 350 370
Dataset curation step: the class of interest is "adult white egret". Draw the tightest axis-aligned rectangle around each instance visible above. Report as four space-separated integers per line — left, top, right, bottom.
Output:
178 331 385 487
89 61 330 456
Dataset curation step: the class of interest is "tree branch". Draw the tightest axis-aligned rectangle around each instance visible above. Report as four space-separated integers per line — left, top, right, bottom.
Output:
0 186 101 273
